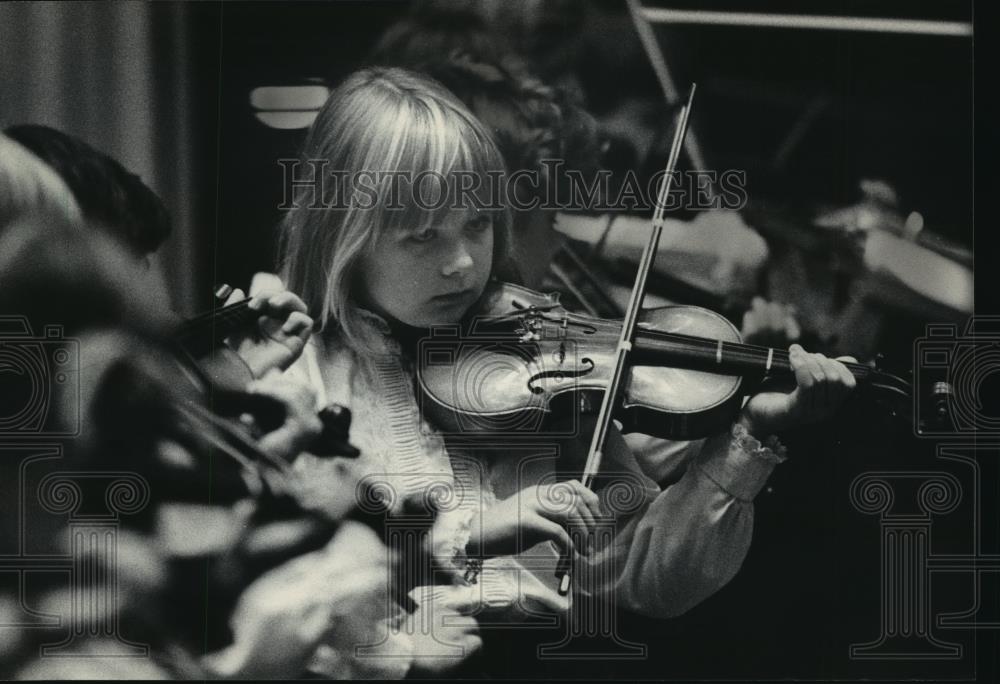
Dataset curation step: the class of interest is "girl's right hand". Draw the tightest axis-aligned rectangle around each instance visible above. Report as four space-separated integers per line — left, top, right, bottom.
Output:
467 480 603 559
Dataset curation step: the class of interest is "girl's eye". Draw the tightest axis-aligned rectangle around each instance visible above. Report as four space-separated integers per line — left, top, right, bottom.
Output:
467 215 492 232
409 229 435 244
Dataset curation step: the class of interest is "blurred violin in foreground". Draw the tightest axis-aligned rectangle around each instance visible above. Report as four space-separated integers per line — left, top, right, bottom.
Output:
172 284 357 458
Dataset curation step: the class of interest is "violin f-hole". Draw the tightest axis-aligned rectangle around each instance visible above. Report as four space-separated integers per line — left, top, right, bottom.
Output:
527 358 595 394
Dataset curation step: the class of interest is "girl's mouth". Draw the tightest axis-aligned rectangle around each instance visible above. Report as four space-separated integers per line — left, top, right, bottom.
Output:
432 289 475 304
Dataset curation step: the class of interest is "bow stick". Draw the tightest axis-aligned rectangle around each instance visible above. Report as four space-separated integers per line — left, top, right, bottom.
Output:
557 84 698 596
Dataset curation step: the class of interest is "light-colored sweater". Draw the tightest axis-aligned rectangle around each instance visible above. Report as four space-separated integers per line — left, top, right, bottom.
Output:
281 299 785 677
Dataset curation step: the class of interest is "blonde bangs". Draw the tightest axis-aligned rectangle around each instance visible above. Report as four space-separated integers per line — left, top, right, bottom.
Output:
344 84 506 238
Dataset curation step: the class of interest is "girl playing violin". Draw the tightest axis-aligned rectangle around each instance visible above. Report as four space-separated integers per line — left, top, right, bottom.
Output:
276 66 856 676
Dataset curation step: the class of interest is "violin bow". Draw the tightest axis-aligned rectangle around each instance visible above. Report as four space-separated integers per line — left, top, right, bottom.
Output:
625 0 715 202
558 84 697 596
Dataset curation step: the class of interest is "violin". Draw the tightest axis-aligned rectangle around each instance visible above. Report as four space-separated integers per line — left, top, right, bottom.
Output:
416 281 914 442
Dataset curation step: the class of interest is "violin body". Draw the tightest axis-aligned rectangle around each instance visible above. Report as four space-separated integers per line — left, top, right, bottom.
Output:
622 306 744 438
418 281 913 441
418 283 743 440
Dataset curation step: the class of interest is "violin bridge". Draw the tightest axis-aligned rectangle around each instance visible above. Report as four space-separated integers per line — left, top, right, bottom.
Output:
557 312 568 364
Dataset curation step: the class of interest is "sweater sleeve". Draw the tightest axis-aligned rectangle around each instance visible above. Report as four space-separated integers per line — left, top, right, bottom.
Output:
427 506 476 579
590 422 785 618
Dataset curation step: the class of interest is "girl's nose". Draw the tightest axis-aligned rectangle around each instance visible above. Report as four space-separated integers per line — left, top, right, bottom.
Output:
442 242 474 277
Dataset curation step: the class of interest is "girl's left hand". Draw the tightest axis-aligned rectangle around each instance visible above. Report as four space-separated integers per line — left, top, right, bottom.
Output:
741 344 857 438
226 272 313 378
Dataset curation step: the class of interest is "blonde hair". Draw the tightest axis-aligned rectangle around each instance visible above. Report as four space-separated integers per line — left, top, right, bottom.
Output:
0 133 82 230
279 67 514 351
